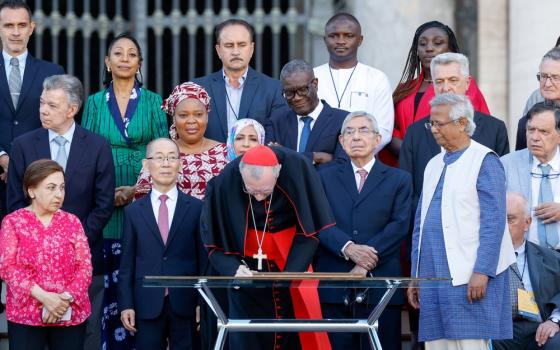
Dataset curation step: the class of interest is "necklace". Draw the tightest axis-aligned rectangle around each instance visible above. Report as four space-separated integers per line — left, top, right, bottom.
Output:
247 190 274 270
181 137 207 155
328 64 357 108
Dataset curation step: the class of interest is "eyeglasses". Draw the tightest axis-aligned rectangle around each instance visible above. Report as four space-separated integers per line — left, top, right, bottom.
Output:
282 80 315 99
537 73 560 85
530 172 560 179
242 185 274 197
424 119 458 130
342 127 377 137
146 156 180 164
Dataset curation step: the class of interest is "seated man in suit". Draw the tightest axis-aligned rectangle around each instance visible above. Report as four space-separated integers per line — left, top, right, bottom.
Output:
516 47 560 150
400 52 509 211
501 102 560 251
493 192 560 350
6 74 115 346
118 138 205 350
316 111 412 350
268 59 347 165
194 19 289 143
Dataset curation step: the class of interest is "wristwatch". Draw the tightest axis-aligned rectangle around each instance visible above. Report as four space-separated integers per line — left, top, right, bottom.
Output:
549 316 560 325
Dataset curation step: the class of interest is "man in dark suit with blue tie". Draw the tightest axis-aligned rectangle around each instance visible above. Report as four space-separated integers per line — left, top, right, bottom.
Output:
267 59 347 165
0 0 64 211
118 138 205 350
6 74 114 350
193 19 289 143
316 111 412 349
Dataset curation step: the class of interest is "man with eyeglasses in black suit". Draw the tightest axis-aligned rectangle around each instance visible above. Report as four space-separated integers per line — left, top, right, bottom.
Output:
501 101 560 252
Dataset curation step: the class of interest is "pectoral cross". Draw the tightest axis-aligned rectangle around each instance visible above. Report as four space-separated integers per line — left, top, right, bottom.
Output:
253 248 267 271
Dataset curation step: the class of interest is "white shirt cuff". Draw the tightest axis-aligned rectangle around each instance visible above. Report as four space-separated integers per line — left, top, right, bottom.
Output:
341 241 353 260
550 308 560 320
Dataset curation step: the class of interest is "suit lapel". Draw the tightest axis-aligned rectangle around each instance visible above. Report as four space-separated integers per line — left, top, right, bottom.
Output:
356 161 386 206
165 192 190 250
0 58 13 113
522 150 533 207
138 195 166 247
64 125 87 180
471 112 483 140
33 129 51 159
238 68 257 120
337 162 359 203
210 72 229 138
305 101 331 152
526 243 544 314
285 111 298 150
18 55 38 111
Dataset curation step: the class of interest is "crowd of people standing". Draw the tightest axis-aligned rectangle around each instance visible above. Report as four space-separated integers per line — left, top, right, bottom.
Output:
0 1 560 350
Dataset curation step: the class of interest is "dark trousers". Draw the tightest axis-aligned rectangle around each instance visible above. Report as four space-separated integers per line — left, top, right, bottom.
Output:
135 296 194 350
83 274 104 350
8 321 86 350
493 319 560 350
322 303 401 350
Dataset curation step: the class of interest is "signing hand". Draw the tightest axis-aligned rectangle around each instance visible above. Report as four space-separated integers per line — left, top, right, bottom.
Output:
121 309 137 332
234 264 253 277
534 202 560 224
344 243 378 270
467 272 489 303
535 320 560 347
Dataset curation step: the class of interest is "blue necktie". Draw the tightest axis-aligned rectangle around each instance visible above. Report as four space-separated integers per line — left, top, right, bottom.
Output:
537 164 559 248
299 116 312 153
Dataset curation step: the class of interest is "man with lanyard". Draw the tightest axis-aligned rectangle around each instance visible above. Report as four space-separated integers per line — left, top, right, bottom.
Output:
201 145 334 350
314 12 394 153
194 19 289 143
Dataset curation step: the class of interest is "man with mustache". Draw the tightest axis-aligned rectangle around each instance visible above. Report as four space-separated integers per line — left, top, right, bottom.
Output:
194 19 289 143
314 13 394 154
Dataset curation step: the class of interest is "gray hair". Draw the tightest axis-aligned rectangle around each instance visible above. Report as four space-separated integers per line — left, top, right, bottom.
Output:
145 137 179 157
430 52 470 78
429 93 476 136
280 59 314 81
506 192 531 218
541 47 560 65
239 162 281 180
43 74 84 110
340 111 379 134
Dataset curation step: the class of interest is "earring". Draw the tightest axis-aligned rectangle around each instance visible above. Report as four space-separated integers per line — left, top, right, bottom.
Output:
107 67 111 72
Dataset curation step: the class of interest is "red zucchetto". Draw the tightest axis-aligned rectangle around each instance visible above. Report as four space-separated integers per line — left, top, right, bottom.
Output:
241 146 279 166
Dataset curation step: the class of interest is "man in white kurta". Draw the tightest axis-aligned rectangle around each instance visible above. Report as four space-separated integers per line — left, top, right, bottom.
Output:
314 13 394 152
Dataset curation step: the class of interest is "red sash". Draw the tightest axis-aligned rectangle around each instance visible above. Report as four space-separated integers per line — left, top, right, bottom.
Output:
244 227 332 350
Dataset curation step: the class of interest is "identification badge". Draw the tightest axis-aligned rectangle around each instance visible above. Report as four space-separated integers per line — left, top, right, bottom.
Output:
518 288 542 322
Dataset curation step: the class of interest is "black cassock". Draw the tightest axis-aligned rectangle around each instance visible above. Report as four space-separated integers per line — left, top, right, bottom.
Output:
201 147 335 350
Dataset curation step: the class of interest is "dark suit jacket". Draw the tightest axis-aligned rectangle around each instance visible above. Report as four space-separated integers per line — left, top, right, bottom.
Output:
117 191 205 319
267 100 347 161
0 54 64 154
516 114 528 151
316 160 412 305
7 125 115 275
400 111 510 208
526 241 560 321
193 67 290 143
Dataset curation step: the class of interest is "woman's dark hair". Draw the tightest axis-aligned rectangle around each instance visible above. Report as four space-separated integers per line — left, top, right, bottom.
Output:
23 159 64 200
393 21 460 105
102 32 144 87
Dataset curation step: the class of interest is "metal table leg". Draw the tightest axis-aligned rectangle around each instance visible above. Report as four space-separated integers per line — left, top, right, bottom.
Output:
366 281 401 349
196 281 229 350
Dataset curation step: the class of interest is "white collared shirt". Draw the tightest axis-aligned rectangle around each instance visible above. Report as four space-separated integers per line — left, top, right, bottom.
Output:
48 123 76 161
350 156 376 190
296 101 323 152
223 68 248 132
150 186 178 228
528 147 560 248
515 240 560 319
3 50 27 82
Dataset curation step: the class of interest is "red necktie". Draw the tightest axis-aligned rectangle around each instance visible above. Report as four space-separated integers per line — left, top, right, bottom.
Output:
357 169 368 193
158 194 169 244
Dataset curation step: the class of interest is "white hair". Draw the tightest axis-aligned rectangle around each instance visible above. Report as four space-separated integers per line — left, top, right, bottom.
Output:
340 111 379 134
506 192 531 218
239 162 281 180
430 52 470 78
429 93 476 136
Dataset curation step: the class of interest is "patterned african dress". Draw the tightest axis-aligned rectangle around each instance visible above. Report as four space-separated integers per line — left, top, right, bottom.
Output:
82 85 168 350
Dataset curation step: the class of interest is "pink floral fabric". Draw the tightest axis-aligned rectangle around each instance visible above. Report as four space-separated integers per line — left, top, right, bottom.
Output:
134 143 228 200
0 209 92 326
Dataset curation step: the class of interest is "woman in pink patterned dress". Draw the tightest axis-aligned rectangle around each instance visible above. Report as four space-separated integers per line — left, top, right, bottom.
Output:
0 159 92 350
134 82 228 200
